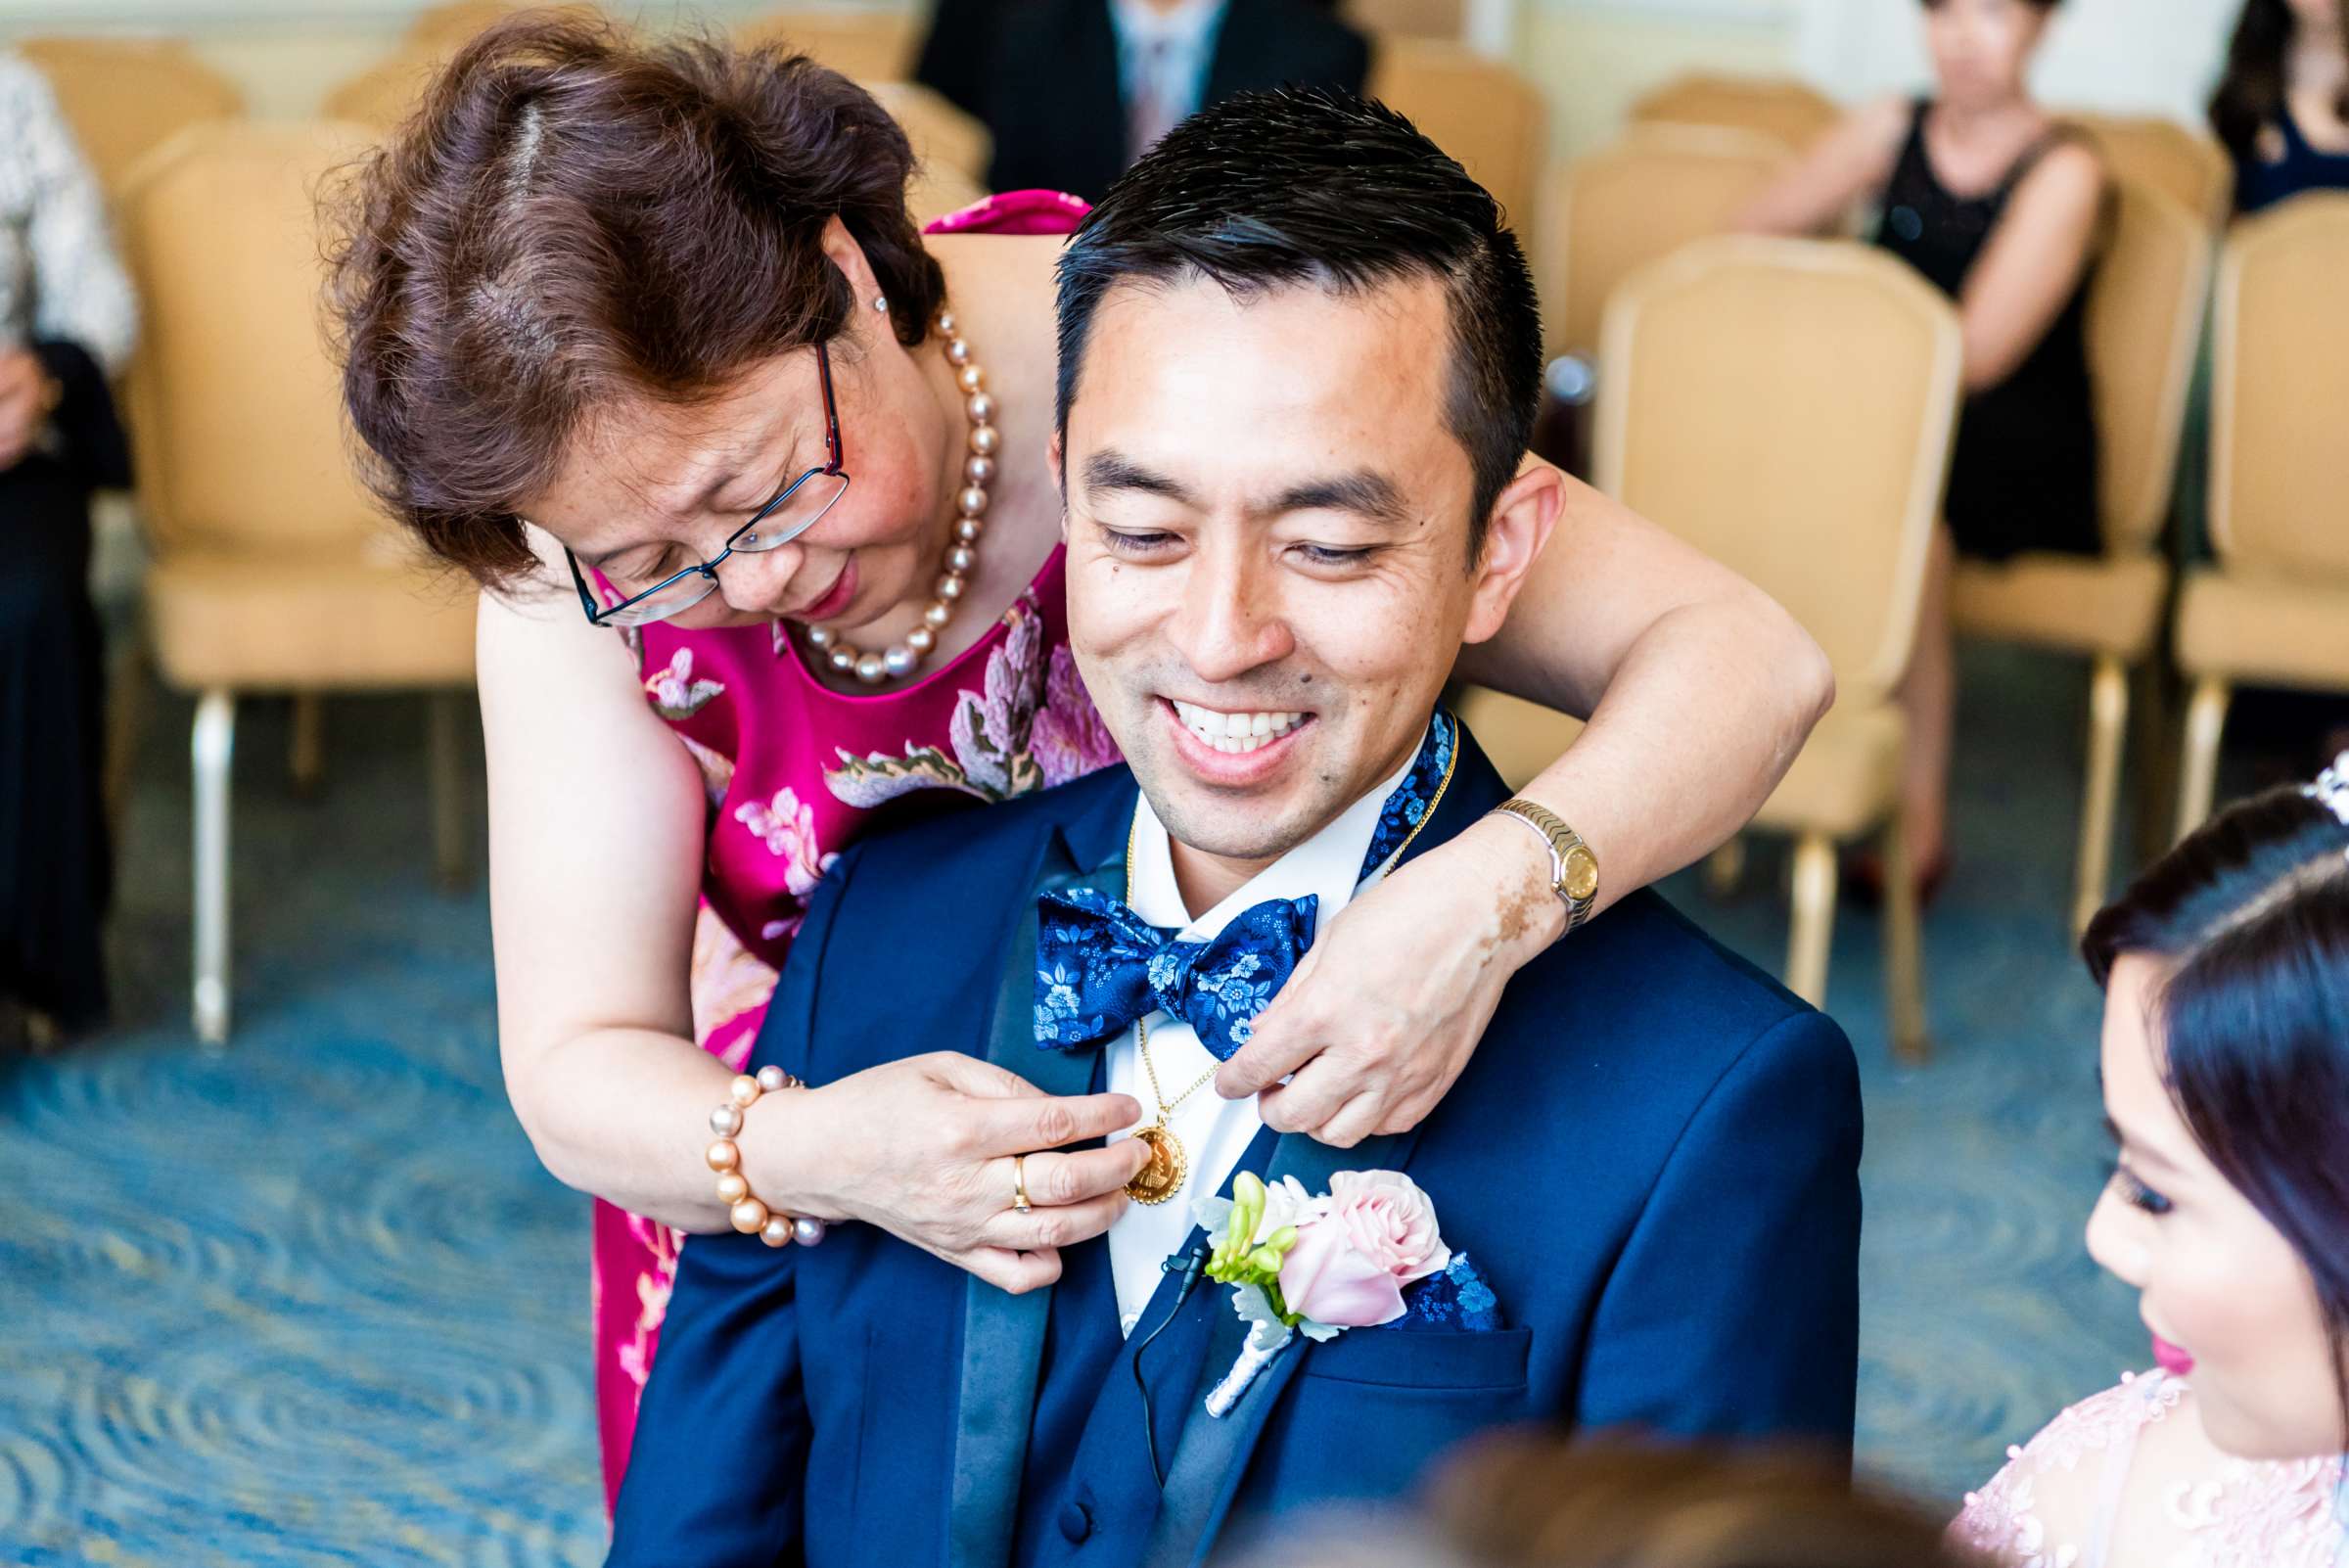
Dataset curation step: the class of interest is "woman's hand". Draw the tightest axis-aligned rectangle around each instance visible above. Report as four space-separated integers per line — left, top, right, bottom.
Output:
1213 815 1560 1147
0 347 56 472
762 1051 1151 1294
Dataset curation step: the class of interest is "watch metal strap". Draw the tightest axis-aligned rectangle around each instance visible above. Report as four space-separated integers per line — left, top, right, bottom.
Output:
1492 797 1599 931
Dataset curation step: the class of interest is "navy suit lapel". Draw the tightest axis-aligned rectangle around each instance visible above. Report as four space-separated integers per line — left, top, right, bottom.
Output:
1136 724 1515 1568
951 778 1139 1568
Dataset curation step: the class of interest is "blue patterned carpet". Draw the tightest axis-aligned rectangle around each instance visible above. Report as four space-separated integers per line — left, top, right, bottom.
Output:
0 644 2263 1563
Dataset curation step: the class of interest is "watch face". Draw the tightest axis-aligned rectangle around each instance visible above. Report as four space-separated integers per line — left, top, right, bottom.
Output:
1562 845 1600 903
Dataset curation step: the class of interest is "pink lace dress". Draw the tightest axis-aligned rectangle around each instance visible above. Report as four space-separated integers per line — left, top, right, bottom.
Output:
588 190 1120 1506
1952 1370 2349 1568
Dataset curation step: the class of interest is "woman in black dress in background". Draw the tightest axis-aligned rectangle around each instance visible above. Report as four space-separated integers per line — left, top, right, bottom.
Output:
1739 0 2106 888
2211 0 2349 215
0 52 136 1041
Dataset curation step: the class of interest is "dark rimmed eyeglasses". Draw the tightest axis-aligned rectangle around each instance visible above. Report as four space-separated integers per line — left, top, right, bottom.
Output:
568 340 852 628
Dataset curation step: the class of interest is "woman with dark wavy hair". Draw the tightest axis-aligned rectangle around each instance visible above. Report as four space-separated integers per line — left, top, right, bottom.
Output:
2211 0 2349 215
1953 764 2349 1565
326 16 1836 1501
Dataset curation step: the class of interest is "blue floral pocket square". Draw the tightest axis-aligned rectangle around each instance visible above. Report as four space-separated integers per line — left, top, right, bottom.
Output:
1392 1252 1501 1332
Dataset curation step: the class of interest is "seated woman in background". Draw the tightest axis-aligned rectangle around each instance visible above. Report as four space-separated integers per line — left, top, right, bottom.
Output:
1954 763 2349 1566
2212 0 2349 215
0 53 135 1044
1739 0 2106 889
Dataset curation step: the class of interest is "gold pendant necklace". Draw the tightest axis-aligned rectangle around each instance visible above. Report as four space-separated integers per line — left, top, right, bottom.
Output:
1126 1013 1218 1206
1115 715 1462 1206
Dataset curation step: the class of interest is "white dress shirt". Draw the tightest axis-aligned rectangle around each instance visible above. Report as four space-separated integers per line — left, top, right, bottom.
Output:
1108 0 1229 162
1104 751 1418 1333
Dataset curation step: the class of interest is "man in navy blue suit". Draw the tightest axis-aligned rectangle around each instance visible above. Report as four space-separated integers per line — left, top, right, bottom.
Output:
610 90 1863 1568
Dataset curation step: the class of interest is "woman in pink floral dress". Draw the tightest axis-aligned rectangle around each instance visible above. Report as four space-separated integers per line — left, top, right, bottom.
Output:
330 19 1837 1505
1951 770 2349 1568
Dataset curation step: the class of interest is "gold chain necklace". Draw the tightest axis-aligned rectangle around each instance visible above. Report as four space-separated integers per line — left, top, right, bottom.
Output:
1125 1013 1220 1207
1116 725 1457 1206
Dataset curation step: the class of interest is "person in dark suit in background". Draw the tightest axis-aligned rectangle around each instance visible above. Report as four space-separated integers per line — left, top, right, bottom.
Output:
916 0 1370 201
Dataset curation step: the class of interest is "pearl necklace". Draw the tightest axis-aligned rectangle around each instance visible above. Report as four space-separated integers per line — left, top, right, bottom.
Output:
803 308 998 686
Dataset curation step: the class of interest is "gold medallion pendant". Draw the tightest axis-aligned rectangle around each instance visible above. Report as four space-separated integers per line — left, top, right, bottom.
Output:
1126 1122 1189 1206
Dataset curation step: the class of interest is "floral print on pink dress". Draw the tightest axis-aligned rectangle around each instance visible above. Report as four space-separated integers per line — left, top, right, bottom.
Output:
825 587 1120 806
644 647 725 719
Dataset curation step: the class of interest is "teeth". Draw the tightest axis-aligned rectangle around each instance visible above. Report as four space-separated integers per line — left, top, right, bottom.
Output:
1171 700 1306 755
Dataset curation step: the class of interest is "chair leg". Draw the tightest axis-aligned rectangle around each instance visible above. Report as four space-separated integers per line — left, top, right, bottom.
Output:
290 693 325 796
1703 837 1745 899
104 623 149 836
2131 658 2177 871
191 690 236 1045
2073 654 2130 941
1785 832 1837 1007
428 690 469 890
1880 811 1930 1065
2176 676 2232 844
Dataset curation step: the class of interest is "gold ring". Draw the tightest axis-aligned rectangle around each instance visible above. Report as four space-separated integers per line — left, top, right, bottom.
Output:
1012 1154 1033 1215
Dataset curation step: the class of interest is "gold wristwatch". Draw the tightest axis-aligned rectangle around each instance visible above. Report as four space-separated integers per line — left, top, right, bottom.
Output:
1491 797 1600 932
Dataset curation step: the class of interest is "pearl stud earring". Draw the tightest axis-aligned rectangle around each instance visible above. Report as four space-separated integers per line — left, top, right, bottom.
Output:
873 296 889 313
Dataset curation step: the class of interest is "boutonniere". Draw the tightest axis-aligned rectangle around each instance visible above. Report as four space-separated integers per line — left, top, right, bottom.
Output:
1192 1168 1451 1417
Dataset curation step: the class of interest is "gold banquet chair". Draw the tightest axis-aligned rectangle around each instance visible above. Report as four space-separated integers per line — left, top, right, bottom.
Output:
17 36 244 199
117 123 478 1044
1601 238 1960 1059
2174 194 2349 837
1628 73 1841 157
1368 41 1545 243
734 8 920 82
2068 113 2234 232
1951 178 2212 937
1344 0 1463 39
1545 125 1790 363
325 4 613 131
401 0 604 53
857 78 993 220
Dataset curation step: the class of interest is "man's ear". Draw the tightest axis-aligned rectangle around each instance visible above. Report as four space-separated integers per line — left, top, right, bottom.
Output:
1461 455 1567 647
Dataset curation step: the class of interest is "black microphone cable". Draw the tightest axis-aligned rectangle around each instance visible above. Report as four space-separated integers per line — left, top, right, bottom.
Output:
1133 1239 1212 1487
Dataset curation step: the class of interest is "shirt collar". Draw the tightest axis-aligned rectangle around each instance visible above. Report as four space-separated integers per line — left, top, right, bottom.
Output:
1128 746 1421 942
1109 0 1228 55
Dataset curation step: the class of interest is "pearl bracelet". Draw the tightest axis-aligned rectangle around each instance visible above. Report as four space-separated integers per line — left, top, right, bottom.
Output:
706 1065 827 1249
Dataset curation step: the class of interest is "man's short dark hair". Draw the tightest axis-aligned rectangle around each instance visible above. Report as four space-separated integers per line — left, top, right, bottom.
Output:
1054 89 1543 562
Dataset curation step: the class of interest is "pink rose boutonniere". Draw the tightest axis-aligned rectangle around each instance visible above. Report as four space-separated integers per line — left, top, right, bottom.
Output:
1192 1169 1451 1417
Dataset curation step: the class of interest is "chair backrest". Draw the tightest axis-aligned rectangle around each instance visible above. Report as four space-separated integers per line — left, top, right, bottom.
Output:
2209 192 2349 578
1595 237 1960 706
860 79 990 184
1628 73 1840 156
320 50 445 133
734 9 919 82
16 37 244 197
1367 40 1544 240
1547 124 1789 359
117 121 385 558
1344 0 1462 39
403 0 603 53
2084 176 2213 556
2068 112 2233 231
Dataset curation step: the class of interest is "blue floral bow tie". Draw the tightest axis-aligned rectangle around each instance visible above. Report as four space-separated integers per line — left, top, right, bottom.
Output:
1034 887 1315 1059
1031 709 1459 1059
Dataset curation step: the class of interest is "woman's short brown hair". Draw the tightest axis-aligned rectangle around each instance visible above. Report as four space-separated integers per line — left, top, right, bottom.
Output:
326 15 944 588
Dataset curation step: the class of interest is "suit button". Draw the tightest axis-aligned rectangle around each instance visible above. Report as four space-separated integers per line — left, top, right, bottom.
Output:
1058 1500 1094 1544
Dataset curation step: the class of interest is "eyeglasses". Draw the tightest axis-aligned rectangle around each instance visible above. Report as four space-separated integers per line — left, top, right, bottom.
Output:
567 340 852 628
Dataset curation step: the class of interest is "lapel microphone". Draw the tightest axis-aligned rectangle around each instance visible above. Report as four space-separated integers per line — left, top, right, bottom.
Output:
1135 1239 1214 1487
